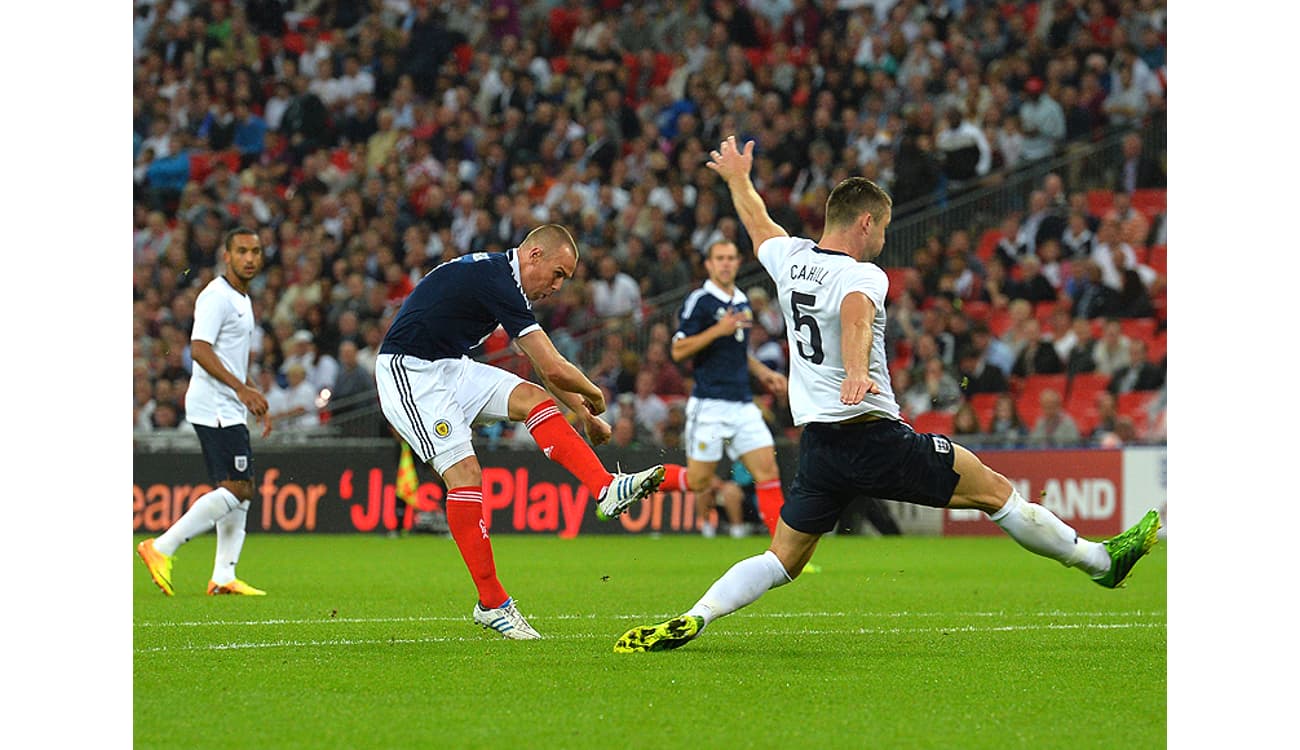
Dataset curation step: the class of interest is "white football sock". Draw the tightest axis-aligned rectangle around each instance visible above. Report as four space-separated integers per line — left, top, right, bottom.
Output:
155 487 241 556
989 489 1110 577
212 500 251 584
685 550 793 627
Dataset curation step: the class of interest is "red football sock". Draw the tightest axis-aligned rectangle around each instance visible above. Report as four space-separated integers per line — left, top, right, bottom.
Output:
527 400 614 495
445 487 508 609
662 464 689 493
756 479 785 537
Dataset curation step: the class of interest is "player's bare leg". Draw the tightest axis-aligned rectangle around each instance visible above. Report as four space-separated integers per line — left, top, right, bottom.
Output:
685 459 721 536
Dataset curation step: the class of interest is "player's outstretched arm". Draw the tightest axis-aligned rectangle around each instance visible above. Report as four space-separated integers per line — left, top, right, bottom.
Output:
515 329 611 444
670 307 751 362
706 136 789 251
839 292 881 405
748 354 788 396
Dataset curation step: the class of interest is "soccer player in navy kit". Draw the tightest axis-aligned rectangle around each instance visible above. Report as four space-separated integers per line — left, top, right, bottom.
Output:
137 228 272 597
374 224 664 640
615 136 1161 652
656 239 789 539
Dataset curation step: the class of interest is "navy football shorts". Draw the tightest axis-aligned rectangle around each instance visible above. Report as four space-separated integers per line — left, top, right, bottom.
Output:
782 419 960 535
192 423 255 484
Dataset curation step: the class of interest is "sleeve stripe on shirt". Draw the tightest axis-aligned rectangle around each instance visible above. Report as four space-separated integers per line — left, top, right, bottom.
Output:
679 289 707 323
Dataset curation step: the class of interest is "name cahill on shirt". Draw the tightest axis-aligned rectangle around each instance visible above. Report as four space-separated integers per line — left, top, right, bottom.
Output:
790 264 829 284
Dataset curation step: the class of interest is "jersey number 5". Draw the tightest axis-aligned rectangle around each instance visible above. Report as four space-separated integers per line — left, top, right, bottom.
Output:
790 291 824 364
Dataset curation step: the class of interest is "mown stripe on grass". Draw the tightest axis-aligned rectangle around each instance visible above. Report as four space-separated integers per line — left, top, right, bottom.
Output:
135 621 1165 654
136 609 1165 628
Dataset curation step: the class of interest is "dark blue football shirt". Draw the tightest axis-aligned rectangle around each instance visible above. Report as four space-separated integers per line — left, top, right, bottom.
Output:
380 249 541 362
675 280 753 402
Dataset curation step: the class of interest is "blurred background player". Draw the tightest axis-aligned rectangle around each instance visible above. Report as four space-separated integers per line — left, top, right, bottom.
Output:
374 224 663 640
137 228 272 597
656 240 790 539
615 138 1160 653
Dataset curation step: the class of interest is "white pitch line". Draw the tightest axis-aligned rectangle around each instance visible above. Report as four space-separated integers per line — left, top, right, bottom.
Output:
135 610 1165 628
134 621 1166 655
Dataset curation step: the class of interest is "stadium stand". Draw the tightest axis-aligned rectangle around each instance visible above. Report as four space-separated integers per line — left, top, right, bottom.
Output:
133 0 1166 449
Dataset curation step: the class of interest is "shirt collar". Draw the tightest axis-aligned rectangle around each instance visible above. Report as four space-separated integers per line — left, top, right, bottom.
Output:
703 278 744 305
506 248 533 309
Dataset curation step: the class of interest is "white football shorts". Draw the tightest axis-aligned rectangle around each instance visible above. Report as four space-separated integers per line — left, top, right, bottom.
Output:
375 353 524 476
683 396 775 463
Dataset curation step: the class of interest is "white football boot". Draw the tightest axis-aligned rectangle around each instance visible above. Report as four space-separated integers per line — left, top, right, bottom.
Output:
473 597 542 640
596 465 666 520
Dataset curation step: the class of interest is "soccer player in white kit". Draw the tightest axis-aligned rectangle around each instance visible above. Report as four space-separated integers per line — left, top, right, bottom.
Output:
137 228 273 597
614 136 1161 652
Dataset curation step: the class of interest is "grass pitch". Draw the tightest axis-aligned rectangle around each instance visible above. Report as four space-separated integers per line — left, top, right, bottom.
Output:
133 533 1166 749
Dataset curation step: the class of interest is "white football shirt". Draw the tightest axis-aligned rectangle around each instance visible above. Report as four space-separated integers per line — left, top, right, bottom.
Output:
186 276 256 427
758 236 900 426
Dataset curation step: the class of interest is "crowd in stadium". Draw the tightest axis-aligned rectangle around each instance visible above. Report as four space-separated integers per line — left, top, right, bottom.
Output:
132 0 1167 450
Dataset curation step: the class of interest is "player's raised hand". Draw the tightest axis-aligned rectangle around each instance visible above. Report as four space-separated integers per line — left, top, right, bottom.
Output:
706 136 755 183
713 307 752 336
840 373 881 405
580 405 613 446
239 384 269 418
761 370 788 397
583 390 606 416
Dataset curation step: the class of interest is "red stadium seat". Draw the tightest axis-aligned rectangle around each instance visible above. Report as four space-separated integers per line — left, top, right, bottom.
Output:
1146 331 1167 363
1017 398 1042 430
1151 294 1167 323
1015 375 1067 429
910 410 955 435
976 229 1002 262
188 151 215 183
1087 189 1114 218
988 308 1013 337
1018 373 1068 406
453 43 473 74
1119 318 1157 345
1116 391 1158 435
1072 408 1100 437
282 30 305 55
1130 188 1167 220
961 300 991 324
884 267 909 302
1066 371 1110 406
968 392 1000 427
1147 244 1167 275
1117 390 1157 416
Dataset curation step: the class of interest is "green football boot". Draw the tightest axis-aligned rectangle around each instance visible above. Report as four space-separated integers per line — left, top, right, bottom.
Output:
613 615 704 653
1092 509 1162 589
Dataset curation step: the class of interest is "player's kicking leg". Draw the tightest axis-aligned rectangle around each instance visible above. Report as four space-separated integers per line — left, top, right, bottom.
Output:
519 393 663 519
951 443 1161 586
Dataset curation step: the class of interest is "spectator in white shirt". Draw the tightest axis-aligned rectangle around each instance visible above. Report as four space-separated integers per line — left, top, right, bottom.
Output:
590 256 642 323
270 363 321 431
